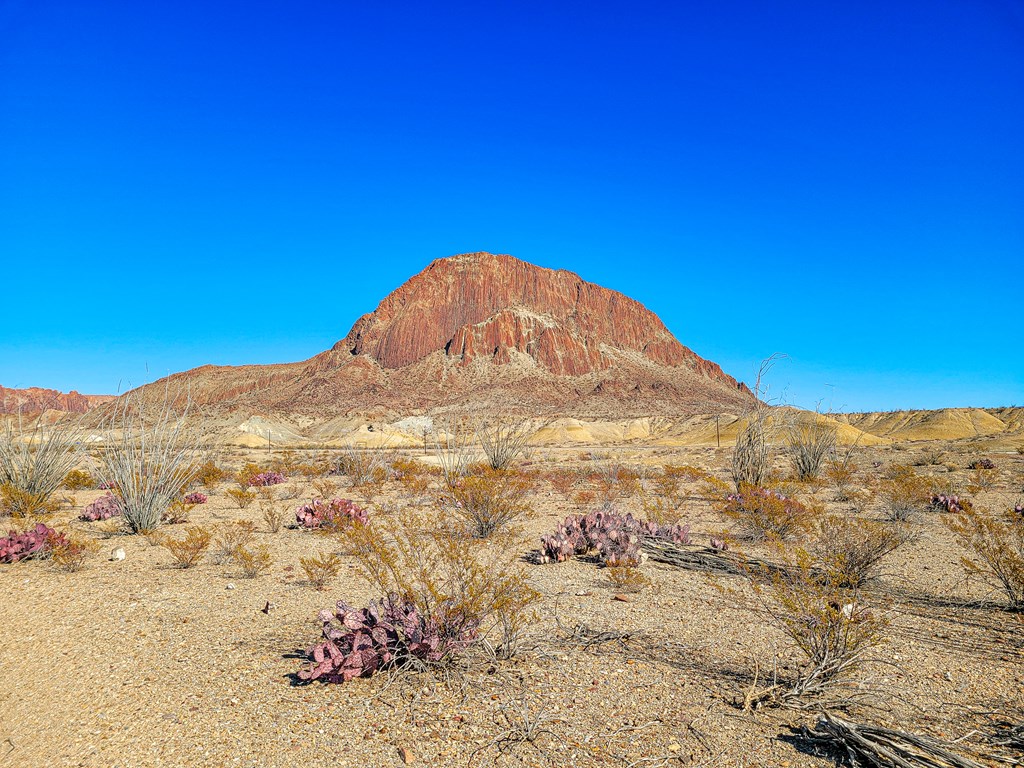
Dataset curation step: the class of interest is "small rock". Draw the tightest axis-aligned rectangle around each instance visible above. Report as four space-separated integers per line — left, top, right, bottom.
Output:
943 672 952 682
398 746 414 764
668 742 681 752
110 547 126 561
612 594 631 602
226 583 236 590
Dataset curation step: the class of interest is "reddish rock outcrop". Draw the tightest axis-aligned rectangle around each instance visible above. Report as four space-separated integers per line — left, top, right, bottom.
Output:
133 252 752 418
0 385 113 415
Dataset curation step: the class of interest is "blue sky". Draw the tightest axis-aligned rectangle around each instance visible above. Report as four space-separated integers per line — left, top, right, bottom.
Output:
1 1 1021 411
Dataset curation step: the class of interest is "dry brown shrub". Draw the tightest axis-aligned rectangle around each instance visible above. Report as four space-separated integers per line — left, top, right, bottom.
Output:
50 532 101 572
214 520 257 563
161 526 212 568
749 547 889 707
300 550 343 590
0 483 60 519
572 489 595 508
589 455 641 505
877 465 931 521
788 415 838 481
341 512 541 659
721 483 818 541
546 469 579 498
260 499 284 533
225 486 257 509
812 515 912 588
639 464 706 524
945 504 1024 611
62 469 96 491
311 478 339 500
195 460 228 490
966 466 997 494
604 564 650 593
231 544 273 578
442 467 533 538
270 450 301 475
235 462 264 488
824 459 857 501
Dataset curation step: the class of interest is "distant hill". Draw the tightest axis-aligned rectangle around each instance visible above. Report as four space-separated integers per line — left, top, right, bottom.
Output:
0 385 113 415
141 252 753 419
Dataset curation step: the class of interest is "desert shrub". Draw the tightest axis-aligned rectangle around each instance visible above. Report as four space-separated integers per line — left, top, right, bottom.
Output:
184 491 207 505
876 466 931 522
945 504 1024 611
0 523 66 563
249 471 286 488
546 469 579 497
572 489 595 508
824 459 858 502
260 495 284 533
80 492 123 521
967 466 997 494
270 450 301 475
733 419 770 491
336 444 391 492
195 460 228 490
967 458 996 470
789 415 838 481
811 515 911 588
930 493 972 515
225 486 257 509
99 389 201 533
63 469 96 491
914 448 946 467
50 532 101 572
213 521 257 563
295 498 368 530
721 484 817 541
476 415 536 471
231 544 273 578
605 564 651 593
751 548 889 707
0 414 81 518
588 454 642 506
391 457 431 497
300 514 541 682
160 526 212 568
311 478 339 500
539 508 690 566
441 467 533 538
300 550 343 590
639 464 706 524
0 483 61 519
432 420 475 489
161 499 191 525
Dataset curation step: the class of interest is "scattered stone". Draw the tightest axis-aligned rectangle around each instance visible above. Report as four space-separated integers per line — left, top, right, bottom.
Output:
612 594 631 602
398 745 414 764
110 547 126 561
226 584 236 590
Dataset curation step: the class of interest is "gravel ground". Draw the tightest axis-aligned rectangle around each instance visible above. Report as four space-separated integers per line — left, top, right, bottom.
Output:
1 444 1021 767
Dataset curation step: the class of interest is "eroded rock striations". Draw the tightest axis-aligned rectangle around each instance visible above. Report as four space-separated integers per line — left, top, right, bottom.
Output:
0 385 113 415
139 252 753 418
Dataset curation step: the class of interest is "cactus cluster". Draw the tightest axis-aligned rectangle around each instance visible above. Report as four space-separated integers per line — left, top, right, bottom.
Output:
967 458 996 470
249 471 287 487
298 593 479 683
539 508 690 566
0 523 67 563
79 492 123 521
184 492 208 505
930 494 973 515
295 498 368 529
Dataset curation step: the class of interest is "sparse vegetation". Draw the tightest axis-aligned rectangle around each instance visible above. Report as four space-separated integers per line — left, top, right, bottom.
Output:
812 514 911 588
231 544 273 578
788 412 838 481
721 484 817 541
877 465 931 522
99 389 201 533
945 503 1024 611
477 414 537 470
62 469 96 491
160 525 212 568
300 550 343 590
0 413 81 518
441 466 533 538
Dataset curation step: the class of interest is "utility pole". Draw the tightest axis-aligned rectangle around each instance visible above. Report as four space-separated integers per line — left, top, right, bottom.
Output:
716 414 720 448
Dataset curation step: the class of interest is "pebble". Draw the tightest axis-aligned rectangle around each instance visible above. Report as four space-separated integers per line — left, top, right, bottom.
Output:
226 584 236 590
110 548 126 561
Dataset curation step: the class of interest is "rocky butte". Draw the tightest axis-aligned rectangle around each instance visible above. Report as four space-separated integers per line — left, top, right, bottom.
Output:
146 252 754 418
0 385 114 416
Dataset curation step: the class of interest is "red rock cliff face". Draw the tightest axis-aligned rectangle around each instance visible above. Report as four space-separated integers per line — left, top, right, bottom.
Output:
336 252 738 386
0 385 113 415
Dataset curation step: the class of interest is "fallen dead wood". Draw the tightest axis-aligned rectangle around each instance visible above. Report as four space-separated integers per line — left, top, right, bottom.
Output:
803 714 992 768
640 539 800 580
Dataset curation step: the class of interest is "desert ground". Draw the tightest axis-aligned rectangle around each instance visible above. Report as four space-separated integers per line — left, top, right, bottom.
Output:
1 415 1022 768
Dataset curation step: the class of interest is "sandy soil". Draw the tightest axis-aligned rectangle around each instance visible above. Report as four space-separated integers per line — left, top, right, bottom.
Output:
1 442 1022 768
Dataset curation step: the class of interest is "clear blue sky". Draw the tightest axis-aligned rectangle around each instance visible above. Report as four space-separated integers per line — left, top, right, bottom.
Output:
1 1 1021 412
